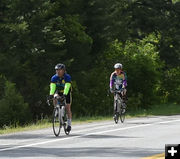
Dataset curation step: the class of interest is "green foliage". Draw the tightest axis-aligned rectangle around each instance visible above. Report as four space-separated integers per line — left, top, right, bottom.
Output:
84 67 112 116
161 67 180 104
0 80 31 128
0 75 6 99
62 15 93 74
71 33 164 116
71 81 91 117
0 0 180 122
42 16 65 47
129 0 180 67
94 33 163 110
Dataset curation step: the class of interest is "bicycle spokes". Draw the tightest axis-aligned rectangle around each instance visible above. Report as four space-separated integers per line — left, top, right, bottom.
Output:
113 93 127 124
52 105 70 137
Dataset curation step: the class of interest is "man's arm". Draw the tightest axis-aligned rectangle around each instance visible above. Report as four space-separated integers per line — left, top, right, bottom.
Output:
64 74 72 95
50 83 56 95
122 72 127 88
110 73 115 92
63 83 71 95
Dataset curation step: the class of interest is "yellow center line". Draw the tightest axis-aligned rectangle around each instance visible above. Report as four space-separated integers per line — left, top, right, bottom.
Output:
141 153 165 159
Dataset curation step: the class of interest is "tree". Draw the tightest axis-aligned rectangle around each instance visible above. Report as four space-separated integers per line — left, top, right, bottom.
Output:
0 80 31 127
86 33 163 112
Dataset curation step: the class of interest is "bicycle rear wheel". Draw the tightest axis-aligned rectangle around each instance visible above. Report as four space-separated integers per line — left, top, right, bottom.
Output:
63 114 70 135
119 106 126 123
52 107 61 136
63 123 70 135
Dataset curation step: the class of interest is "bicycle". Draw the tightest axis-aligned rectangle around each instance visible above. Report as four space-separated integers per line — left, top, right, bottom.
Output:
47 95 70 137
113 89 127 124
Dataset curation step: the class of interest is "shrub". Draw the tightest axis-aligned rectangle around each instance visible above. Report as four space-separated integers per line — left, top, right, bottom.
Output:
92 33 163 111
0 80 32 128
162 67 180 104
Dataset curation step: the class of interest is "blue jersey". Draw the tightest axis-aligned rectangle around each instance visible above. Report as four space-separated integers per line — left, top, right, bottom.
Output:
51 73 71 92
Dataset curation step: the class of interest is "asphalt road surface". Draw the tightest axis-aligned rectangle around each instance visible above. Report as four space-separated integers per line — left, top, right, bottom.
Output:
0 115 180 159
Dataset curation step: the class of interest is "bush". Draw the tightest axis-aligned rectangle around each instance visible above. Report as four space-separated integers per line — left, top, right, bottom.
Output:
71 81 91 117
162 67 180 104
0 80 32 128
91 33 163 111
67 33 164 116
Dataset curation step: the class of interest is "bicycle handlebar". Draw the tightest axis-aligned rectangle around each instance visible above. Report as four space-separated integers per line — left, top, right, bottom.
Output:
47 99 51 106
113 88 124 94
46 94 65 106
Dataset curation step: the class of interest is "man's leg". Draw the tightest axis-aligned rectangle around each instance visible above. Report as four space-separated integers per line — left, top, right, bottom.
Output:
122 89 127 102
113 95 117 118
53 93 58 106
65 92 72 131
66 103 72 126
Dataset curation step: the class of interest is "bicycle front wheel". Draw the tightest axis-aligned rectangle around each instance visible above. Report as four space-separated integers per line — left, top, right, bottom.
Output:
114 112 119 124
114 101 119 124
52 107 61 136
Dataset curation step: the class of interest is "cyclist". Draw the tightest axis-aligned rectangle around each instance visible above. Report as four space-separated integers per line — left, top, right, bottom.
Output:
110 63 127 114
49 63 72 132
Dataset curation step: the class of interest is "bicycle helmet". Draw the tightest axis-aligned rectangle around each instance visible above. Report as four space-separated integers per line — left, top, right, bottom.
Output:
114 63 122 69
55 63 66 70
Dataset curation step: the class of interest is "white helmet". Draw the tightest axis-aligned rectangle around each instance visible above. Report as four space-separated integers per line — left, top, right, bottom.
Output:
114 63 122 69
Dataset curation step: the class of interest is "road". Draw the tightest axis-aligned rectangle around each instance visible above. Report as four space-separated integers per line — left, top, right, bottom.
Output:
0 115 180 159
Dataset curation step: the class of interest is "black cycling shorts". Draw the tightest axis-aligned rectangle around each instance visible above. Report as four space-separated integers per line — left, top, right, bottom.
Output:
65 91 72 104
57 91 72 104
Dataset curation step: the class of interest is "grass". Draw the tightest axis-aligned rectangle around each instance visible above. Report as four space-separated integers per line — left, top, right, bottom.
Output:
147 103 180 115
0 120 52 135
0 103 180 135
0 116 112 135
128 103 180 117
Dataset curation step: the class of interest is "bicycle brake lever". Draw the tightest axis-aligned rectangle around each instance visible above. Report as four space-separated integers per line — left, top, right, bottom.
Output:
46 99 50 106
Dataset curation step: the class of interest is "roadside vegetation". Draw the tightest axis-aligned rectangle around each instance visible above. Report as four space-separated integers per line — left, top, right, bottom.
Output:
0 0 180 130
129 103 180 117
1 103 180 135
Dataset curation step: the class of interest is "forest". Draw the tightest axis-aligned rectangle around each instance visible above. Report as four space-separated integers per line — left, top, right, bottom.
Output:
0 0 180 127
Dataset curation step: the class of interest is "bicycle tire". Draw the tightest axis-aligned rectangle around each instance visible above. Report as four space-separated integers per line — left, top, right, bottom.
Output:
61 108 70 135
119 106 126 123
52 107 61 136
114 101 119 124
63 122 70 135
114 112 119 124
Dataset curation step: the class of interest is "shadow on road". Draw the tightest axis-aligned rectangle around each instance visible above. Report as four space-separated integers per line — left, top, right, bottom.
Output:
0 133 55 139
0 133 140 140
79 134 140 139
0 146 162 158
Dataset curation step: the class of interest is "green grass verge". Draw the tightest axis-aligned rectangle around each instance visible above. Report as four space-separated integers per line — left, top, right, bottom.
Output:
128 103 180 117
147 103 180 115
0 116 112 135
0 120 52 135
0 103 180 135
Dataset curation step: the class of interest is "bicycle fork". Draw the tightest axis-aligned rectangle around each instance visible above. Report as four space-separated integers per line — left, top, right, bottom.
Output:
114 94 121 113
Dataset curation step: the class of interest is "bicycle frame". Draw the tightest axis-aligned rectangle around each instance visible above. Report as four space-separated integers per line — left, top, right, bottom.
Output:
47 95 69 136
113 89 126 123
114 91 123 112
54 95 66 123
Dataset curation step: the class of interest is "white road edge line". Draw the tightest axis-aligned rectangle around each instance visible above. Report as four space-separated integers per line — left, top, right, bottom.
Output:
0 118 180 152
0 122 116 144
